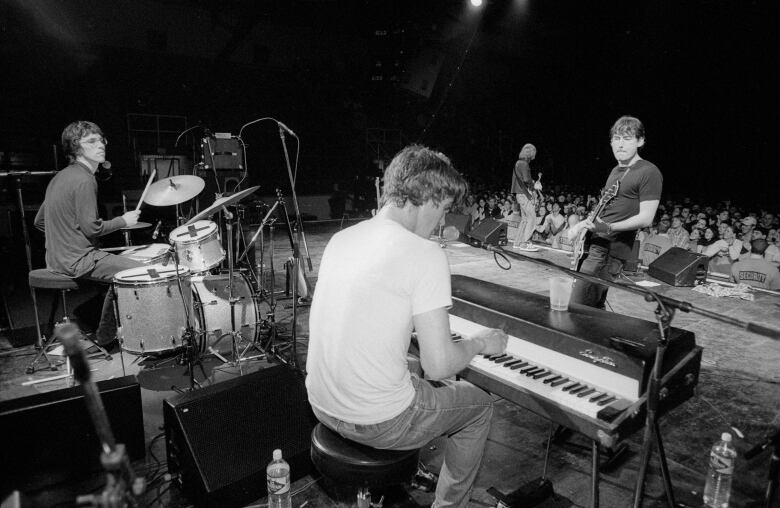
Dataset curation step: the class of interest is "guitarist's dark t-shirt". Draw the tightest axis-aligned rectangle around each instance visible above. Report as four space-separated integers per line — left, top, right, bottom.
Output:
593 159 663 260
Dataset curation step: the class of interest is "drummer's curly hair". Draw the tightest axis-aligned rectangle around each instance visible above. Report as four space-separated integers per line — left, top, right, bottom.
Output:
380 145 468 209
61 121 104 163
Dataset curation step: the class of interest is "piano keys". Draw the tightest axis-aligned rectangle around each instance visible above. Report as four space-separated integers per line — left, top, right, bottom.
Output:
450 275 702 448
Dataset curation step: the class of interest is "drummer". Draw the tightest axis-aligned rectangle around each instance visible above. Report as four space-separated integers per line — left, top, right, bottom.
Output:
34 121 144 348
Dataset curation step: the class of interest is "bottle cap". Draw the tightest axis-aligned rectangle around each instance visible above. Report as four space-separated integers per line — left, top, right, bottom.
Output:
721 432 731 442
273 449 282 460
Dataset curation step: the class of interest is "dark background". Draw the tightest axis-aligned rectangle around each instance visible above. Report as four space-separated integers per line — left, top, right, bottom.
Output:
1 0 776 207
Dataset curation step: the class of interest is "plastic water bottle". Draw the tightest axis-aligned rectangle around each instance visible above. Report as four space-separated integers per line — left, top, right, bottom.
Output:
266 449 292 508
703 432 737 508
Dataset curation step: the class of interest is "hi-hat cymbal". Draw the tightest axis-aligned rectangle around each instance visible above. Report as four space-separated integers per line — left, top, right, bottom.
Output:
185 186 260 226
121 221 152 230
144 175 205 206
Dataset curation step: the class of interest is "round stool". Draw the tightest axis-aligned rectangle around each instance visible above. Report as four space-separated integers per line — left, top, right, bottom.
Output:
26 269 111 375
310 423 420 505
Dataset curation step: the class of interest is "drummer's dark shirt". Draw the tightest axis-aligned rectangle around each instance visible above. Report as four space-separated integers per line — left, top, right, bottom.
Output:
34 161 126 277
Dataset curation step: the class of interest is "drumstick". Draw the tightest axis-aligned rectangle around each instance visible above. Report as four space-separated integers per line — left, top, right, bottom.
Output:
135 169 156 211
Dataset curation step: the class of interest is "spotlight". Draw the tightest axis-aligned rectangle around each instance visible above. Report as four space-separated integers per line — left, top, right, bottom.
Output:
470 0 483 7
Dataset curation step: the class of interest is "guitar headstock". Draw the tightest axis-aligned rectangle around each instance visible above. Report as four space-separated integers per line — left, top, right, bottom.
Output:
601 181 620 203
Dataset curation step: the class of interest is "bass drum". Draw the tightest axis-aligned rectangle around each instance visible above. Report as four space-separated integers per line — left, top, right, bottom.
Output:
113 264 197 355
191 271 261 354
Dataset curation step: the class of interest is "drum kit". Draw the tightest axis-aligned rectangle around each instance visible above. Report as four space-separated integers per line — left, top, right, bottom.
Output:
109 174 297 386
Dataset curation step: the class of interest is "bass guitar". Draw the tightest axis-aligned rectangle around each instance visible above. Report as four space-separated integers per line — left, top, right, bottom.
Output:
569 181 620 270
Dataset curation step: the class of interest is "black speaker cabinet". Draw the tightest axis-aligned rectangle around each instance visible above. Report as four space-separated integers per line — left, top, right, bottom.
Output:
164 366 316 507
0 376 145 494
648 247 710 286
444 213 472 241
467 219 507 247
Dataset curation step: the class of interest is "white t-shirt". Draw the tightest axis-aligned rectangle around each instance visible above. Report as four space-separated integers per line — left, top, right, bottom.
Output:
704 239 743 265
306 218 452 424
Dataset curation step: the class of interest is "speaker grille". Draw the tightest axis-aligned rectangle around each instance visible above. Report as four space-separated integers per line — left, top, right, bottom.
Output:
165 365 315 506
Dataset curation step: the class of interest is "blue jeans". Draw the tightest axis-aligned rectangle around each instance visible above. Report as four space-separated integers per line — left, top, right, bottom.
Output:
570 242 624 309
312 374 494 508
513 194 536 246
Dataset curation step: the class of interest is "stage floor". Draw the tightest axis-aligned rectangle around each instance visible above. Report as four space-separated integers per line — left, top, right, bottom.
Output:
2 220 779 507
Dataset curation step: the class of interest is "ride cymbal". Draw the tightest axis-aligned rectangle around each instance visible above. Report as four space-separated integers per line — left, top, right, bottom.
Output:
144 175 205 206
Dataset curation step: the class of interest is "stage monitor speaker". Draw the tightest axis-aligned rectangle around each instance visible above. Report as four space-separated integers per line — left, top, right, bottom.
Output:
647 247 709 286
444 213 472 242
467 219 507 247
0 376 145 494
164 365 316 507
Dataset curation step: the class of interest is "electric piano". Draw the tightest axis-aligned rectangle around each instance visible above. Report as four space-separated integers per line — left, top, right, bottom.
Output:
450 275 702 449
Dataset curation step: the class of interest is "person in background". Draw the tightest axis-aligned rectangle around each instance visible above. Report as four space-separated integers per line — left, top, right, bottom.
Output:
668 216 690 249
703 224 743 275
510 143 539 251
730 239 780 290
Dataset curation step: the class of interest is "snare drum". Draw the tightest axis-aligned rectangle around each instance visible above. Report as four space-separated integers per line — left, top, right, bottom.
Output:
169 220 224 273
119 243 171 265
113 264 197 355
191 271 261 353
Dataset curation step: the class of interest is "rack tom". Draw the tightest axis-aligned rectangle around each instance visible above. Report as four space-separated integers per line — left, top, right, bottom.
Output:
169 220 224 273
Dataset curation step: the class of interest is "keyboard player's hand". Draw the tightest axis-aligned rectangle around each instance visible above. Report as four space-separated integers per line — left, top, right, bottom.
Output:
474 328 508 356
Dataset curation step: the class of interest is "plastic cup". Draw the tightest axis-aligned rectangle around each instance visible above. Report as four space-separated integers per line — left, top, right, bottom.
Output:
549 276 574 311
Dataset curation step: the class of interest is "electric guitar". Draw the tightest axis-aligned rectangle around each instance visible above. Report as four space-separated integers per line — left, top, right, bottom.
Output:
569 181 620 270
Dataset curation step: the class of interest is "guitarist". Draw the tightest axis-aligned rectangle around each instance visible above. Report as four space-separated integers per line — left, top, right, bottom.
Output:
569 116 662 308
511 143 540 251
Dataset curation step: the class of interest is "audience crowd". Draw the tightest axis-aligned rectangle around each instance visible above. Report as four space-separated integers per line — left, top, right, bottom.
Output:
452 182 780 290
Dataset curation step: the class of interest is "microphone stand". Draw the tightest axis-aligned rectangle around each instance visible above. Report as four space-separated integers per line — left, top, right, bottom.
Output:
277 125 312 272
486 245 780 507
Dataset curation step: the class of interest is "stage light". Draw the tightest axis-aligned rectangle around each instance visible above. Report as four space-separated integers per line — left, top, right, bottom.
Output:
470 0 483 7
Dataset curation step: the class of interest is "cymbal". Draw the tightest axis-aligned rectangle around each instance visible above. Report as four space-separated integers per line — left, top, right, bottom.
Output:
185 186 260 226
143 175 205 206
121 221 152 230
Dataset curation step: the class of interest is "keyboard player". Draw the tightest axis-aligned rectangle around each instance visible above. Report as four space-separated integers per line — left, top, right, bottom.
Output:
306 145 508 508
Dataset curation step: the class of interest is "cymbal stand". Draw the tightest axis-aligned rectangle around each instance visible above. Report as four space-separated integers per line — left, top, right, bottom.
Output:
278 124 313 273
208 205 244 374
121 194 132 247
632 293 677 508
238 199 284 359
169 247 204 391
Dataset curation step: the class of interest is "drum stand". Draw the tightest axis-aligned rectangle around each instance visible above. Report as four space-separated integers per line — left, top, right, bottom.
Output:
169 248 205 391
237 192 300 368
208 205 247 374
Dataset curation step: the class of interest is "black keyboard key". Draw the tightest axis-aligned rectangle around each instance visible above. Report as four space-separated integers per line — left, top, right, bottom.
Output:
543 375 561 384
494 356 513 364
504 360 524 367
597 396 617 406
509 362 529 370
525 368 543 376
569 385 588 395
532 371 552 380
519 365 537 374
577 388 596 398
562 382 581 392
589 393 608 403
550 377 569 387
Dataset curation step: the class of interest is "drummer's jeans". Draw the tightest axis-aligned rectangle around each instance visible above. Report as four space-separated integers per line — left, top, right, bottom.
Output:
79 254 143 345
311 374 494 508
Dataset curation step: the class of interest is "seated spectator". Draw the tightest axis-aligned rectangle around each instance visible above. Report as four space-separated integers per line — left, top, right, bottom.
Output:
668 216 690 249
540 203 566 248
703 224 743 274
738 216 757 244
486 196 502 220
558 214 580 252
730 239 780 290
641 219 673 265
688 228 701 252
471 197 487 224
765 229 780 266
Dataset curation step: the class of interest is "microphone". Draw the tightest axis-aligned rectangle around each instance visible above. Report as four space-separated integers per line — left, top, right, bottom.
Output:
96 160 113 181
151 220 163 240
277 121 296 137
101 160 112 170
